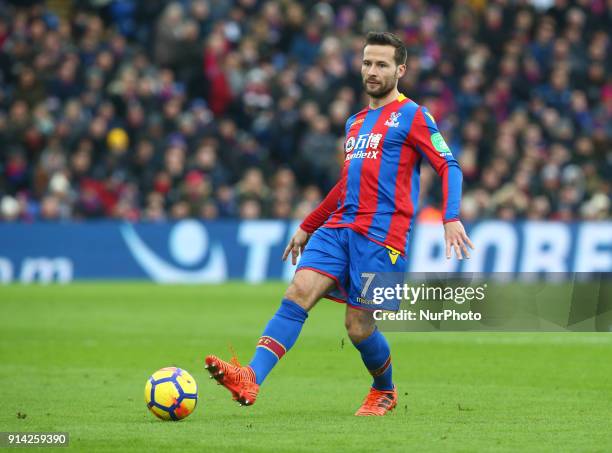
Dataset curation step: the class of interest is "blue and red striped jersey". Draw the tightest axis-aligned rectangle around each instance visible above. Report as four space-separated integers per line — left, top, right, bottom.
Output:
319 94 462 254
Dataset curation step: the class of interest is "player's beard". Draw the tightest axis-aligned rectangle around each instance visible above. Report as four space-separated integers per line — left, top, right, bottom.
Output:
363 75 396 99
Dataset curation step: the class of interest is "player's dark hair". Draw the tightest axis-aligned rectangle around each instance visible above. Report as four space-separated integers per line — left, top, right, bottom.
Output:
364 31 407 66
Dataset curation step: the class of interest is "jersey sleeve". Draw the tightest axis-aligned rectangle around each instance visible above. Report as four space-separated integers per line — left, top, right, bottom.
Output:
408 106 462 223
300 180 342 233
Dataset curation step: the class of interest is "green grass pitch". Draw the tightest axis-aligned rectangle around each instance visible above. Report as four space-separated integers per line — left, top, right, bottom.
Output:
1 283 611 452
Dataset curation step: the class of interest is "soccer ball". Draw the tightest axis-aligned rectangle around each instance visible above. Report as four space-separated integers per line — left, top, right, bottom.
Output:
144 367 198 421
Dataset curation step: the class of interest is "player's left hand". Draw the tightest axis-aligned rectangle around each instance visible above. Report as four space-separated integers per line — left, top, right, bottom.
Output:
444 221 474 260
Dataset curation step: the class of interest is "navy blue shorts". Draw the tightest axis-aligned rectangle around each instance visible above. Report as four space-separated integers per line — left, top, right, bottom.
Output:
296 227 407 311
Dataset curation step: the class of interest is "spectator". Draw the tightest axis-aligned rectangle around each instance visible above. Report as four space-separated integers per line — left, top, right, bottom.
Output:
0 0 608 224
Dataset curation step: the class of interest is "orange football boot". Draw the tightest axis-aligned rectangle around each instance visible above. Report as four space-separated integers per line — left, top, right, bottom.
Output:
204 355 259 406
354 387 398 416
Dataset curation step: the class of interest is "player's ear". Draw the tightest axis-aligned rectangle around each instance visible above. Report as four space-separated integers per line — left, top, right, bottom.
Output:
396 64 406 79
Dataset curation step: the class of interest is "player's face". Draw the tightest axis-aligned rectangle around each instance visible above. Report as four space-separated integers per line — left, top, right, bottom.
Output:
361 45 405 98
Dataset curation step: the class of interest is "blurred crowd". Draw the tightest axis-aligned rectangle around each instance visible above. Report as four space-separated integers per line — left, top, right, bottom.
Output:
0 0 610 223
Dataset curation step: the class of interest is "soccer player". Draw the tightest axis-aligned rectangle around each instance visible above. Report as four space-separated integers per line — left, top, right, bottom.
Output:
205 31 474 416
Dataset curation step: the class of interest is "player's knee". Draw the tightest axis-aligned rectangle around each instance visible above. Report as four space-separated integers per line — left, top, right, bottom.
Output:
345 317 375 343
284 281 313 311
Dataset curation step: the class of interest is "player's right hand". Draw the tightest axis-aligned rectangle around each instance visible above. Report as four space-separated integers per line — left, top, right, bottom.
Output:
282 227 311 265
